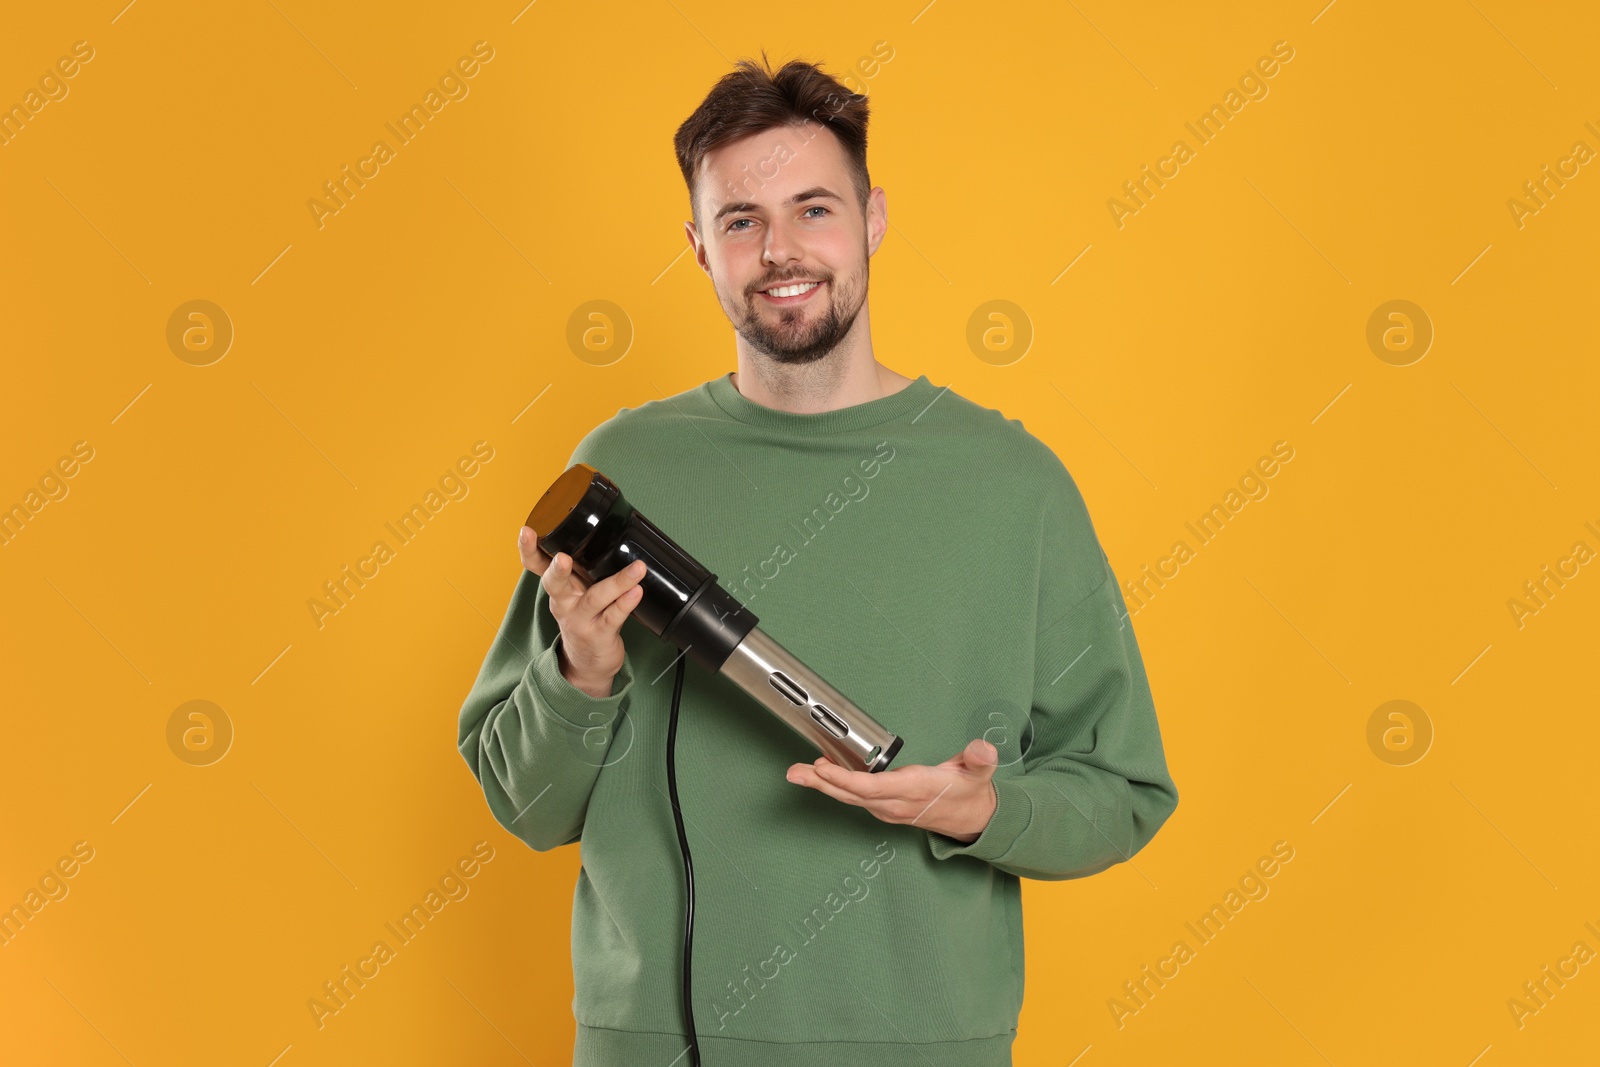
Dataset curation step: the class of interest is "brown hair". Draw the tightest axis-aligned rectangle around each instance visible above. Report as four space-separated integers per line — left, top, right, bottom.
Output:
674 50 871 231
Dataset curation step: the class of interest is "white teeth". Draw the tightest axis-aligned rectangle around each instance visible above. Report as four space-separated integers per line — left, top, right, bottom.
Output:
765 282 819 298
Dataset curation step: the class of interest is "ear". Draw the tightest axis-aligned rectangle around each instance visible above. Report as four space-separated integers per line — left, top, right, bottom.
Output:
684 220 712 277
864 185 888 257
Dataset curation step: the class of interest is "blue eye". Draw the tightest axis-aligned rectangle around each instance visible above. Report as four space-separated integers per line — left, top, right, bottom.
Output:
728 206 829 232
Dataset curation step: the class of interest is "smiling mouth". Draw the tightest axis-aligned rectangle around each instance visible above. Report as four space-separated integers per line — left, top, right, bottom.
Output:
758 280 824 304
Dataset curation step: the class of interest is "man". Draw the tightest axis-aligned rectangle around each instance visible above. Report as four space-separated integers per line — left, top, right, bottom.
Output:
458 53 1178 1067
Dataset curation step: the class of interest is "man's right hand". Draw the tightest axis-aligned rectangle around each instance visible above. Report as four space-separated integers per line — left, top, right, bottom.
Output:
519 525 646 699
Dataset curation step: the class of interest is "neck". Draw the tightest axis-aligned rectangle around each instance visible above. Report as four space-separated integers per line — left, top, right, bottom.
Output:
730 309 913 413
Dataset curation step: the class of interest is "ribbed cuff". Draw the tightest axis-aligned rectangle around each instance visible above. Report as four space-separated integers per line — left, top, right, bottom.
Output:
925 776 1031 864
528 632 634 730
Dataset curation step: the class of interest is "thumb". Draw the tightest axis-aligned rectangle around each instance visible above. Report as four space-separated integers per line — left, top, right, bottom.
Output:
961 737 999 778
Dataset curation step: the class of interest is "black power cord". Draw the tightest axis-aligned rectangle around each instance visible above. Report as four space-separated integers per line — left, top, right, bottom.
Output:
665 655 702 1066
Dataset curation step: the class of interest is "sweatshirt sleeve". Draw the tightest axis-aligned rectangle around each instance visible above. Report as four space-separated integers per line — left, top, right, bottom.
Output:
926 457 1179 881
456 499 638 854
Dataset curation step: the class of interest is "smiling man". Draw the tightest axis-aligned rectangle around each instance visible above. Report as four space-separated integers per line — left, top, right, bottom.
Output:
458 52 1179 1067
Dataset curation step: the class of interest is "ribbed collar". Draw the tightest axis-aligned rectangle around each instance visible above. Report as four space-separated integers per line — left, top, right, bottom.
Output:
704 372 937 434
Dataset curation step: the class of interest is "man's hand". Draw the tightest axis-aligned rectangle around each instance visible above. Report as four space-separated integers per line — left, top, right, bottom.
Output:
785 738 1001 843
519 525 644 699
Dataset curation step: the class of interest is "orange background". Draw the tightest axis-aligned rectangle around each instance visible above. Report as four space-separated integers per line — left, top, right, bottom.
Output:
3 1 1597 1064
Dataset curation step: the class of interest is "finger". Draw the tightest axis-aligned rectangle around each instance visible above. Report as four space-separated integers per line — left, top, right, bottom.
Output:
811 758 892 800
819 756 940 799
579 559 648 622
595 582 645 631
937 737 998 772
541 551 590 614
786 764 872 809
518 526 554 575
793 765 922 823
960 738 1000 776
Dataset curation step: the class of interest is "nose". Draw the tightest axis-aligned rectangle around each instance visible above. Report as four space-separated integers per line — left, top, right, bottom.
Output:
761 215 803 270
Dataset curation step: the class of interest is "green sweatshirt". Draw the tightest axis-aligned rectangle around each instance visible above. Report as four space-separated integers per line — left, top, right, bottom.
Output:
457 372 1179 1066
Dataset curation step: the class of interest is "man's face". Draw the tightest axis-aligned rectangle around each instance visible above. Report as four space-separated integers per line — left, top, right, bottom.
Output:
686 121 886 365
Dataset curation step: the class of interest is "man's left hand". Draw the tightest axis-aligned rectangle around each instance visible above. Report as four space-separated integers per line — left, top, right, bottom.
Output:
786 738 1000 843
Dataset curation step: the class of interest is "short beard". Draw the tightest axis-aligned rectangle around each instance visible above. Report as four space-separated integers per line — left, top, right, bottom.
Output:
729 249 869 366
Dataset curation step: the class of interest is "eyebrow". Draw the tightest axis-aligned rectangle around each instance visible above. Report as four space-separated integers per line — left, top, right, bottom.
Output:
712 186 845 225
